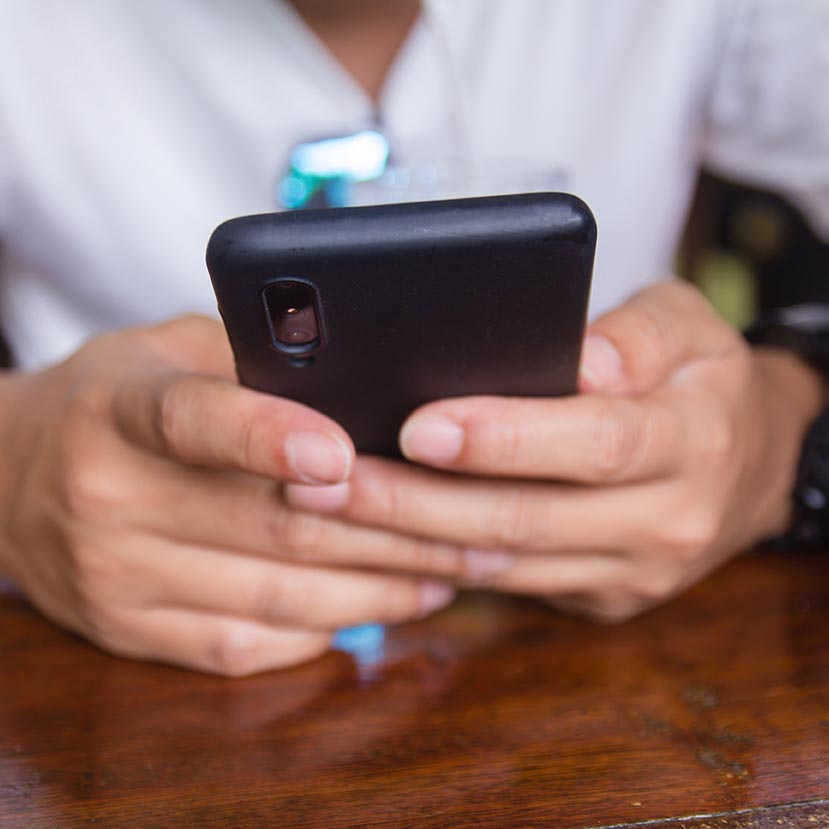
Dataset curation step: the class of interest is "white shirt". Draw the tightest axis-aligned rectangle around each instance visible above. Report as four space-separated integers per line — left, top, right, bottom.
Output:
0 0 827 370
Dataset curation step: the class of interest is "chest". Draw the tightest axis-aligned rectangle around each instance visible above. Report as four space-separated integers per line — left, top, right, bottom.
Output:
1 0 723 320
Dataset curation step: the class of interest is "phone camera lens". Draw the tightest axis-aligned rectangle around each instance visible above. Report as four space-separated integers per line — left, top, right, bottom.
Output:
264 281 321 352
277 306 318 344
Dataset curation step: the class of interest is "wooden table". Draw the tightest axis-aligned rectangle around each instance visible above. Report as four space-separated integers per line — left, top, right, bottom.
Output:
2 551 829 828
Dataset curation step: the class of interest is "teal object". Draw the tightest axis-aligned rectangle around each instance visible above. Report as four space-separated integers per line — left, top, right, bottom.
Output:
278 129 390 209
332 622 386 665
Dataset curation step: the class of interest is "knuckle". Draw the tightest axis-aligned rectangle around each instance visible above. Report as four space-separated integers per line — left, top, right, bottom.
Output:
73 332 124 371
407 540 463 577
87 630 132 659
65 377 110 425
59 386 112 462
62 463 121 521
261 507 290 552
485 491 539 550
697 411 737 470
277 510 326 556
154 373 227 462
58 386 129 521
254 571 310 626
371 474 408 527
154 377 186 455
471 414 522 469
207 626 262 677
70 543 114 596
590 400 642 480
235 407 271 471
626 303 676 370
662 508 722 563
81 604 132 651
69 551 124 633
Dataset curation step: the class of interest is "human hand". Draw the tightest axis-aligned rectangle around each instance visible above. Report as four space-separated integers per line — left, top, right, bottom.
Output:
285 281 824 621
0 317 455 675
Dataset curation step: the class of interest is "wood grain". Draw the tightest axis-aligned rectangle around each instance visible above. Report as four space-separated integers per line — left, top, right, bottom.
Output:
2 551 829 828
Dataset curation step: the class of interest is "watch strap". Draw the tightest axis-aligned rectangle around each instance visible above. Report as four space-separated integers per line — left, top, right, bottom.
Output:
745 304 829 372
777 407 829 549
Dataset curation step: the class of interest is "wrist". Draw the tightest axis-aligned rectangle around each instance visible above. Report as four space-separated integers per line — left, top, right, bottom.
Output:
751 346 825 539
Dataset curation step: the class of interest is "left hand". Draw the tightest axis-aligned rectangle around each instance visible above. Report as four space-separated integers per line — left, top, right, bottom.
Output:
285 280 824 622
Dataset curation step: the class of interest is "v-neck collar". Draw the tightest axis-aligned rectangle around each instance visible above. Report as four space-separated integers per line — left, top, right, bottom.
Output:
270 0 430 124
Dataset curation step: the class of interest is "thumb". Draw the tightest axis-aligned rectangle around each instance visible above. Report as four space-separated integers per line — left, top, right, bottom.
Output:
579 280 730 395
141 314 236 378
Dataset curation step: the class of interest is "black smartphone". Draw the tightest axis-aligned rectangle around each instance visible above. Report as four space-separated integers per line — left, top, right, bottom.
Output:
207 193 596 457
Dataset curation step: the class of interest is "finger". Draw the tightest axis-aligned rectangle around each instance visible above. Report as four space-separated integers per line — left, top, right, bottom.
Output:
398 393 685 482
112 370 354 484
109 606 330 676
286 457 648 554
129 459 466 578
458 552 626 596
457 551 680 623
139 539 456 630
580 279 740 395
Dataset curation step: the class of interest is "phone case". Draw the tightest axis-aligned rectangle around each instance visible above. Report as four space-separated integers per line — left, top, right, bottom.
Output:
207 193 596 457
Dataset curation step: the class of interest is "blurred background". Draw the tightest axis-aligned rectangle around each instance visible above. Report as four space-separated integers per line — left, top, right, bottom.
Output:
680 171 829 328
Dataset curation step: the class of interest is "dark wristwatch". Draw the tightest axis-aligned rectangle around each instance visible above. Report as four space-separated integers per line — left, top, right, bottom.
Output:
745 303 829 548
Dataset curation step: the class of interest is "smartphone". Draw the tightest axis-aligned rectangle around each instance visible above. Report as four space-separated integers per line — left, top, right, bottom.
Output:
207 193 596 457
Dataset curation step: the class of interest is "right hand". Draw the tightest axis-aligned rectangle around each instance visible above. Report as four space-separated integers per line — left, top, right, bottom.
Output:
0 316 456 675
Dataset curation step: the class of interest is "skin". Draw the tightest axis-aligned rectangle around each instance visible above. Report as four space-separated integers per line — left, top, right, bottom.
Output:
289 0 420 101
0 317 458 674
0 2 823 673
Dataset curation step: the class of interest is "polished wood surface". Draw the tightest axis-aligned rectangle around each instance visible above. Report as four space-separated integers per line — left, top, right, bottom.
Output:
2 551 829 828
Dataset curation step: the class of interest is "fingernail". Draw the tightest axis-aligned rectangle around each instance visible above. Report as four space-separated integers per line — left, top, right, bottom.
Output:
418 581 456 617
400 417 464 465
580 334 625 391
463 549 513 580
284 481 350 513
285 432 352 484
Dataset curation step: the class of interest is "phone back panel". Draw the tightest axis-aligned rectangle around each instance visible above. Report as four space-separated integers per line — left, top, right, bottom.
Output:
207 193 595 457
